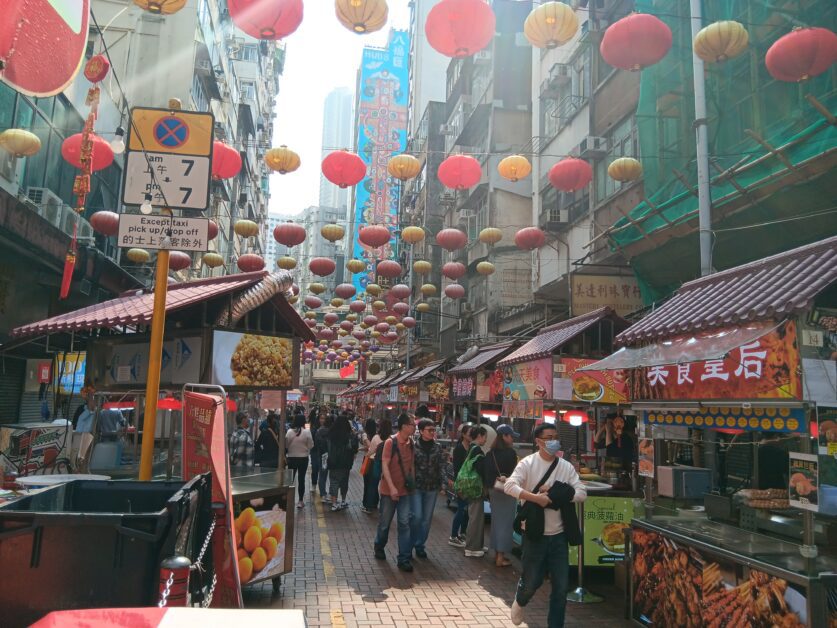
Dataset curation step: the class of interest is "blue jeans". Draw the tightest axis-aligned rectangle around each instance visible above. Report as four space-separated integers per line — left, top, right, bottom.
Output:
374 494 412 565
409 489 438 552
450 496 469 537
363 470 379 509
516 533 570 628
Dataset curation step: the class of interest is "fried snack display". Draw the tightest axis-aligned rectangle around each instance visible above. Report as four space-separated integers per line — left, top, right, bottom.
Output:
230 335 293 387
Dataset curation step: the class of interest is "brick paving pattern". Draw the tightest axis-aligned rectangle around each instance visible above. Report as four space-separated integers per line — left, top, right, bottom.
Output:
244 462 631 628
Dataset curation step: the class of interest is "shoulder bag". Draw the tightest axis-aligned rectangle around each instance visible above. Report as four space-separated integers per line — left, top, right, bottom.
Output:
513 458 559 540
391 436 416 492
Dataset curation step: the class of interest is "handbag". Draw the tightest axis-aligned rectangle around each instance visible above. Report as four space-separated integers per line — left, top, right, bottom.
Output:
360 455 371 476
492 452 506 491
513 458 559 540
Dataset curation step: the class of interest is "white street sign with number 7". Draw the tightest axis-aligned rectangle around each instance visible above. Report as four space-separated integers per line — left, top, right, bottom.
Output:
122 152 211 211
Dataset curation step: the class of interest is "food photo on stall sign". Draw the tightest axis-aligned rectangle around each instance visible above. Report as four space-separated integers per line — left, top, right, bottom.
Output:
212 331 297 389
788 453 819 512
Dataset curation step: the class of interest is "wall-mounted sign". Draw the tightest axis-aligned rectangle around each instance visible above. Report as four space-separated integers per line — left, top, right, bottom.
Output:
555 358 628 404
571 274 643 317
450 374 475 401
501 358 552 401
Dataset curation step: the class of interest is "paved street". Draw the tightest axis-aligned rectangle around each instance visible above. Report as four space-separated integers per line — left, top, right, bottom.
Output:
244 464 631 628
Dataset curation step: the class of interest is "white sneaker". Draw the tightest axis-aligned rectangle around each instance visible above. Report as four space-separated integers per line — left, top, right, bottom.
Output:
464 549 485 557
448 536 466 547
510 599 524 626
330 503 340 512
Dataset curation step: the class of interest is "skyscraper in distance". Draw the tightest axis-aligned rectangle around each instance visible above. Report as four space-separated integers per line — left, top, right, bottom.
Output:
319 86 354 213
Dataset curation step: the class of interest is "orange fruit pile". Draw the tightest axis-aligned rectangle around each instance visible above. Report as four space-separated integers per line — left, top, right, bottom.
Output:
234 507 283 584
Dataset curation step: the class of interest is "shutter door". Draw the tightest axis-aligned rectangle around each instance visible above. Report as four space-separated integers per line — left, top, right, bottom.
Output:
0 357 25 424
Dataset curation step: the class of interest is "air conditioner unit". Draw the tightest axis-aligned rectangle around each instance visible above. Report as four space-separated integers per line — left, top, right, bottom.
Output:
0 152 16 182
577 136 607 159
77 218 94 242
27 187 63 227
539 78 559 100
474 50 492 64
195 58 212 75
60 205 80 237
548 63 571 87
439 124 455 136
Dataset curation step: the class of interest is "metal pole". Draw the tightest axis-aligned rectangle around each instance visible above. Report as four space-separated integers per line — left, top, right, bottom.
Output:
406 241 414 370
690 0 712 277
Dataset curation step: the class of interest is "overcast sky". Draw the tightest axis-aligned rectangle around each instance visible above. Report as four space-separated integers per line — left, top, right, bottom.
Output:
268 2 411 216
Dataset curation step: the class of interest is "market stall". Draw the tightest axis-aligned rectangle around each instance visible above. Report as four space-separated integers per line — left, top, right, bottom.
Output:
582 236 837 627
447 341 519 430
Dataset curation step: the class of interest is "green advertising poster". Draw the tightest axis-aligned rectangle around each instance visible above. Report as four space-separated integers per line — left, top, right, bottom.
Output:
569 496 633 567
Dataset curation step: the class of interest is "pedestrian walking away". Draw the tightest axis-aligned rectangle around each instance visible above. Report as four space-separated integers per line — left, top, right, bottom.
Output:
327 413 358 511
483 423 520 568
229 413 255 471
374 413 416 572
255 412 281 469
410 418 444 559
315 413 333 497
448 422 473 547
505 422 586 628
361 418 383 513
461 425 488 557
310 410 327 494
286 414 314 509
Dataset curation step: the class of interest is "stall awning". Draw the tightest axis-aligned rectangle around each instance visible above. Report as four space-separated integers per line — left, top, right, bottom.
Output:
370 373 400 391
389 367 421 386
448 342 517 375
405 359 446 383
580 321 780 371
617 235 837 345
497 307 626 367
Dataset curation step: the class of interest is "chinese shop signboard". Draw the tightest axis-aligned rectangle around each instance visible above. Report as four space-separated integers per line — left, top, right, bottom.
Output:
399 384 418 400
554 358 628 404
450 374 476 401
569 496 633 567
571 274 644 317
789 453 819 512
632 321 802 401
501 358 552 401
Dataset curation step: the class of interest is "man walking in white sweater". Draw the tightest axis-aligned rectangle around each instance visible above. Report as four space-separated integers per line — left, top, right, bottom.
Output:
504 422 587 627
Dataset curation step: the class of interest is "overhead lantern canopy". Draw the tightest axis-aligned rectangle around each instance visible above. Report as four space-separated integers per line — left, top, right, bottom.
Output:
228 0 304 40
321 223 345 242
387 153 421 181
523 2 579 49
273 221 306 247
401 226 425 244
322 149 367 188
548 158 593 192
425 0 496 58
765 27 837 82
335 0 389 34
211 141 242 179
600 13 672 71
0 129 41 158
438 154 482 189
693 20 749 63
607 157 643 182
264 145 301 173
497 155 532 182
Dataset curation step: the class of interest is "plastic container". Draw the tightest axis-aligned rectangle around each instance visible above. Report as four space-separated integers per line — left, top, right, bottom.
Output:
0 474 211 626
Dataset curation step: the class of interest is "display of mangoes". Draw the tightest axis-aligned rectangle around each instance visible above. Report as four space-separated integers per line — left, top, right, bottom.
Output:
234 507 283 584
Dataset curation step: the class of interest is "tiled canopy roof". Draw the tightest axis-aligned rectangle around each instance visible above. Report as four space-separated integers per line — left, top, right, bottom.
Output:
448 342 517 374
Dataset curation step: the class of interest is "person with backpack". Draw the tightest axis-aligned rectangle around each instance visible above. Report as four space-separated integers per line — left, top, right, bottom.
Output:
374 413 416 572
410 418 444 559
505 422 586 628
327 413 357 511
286 414 314 509
365 418 391 512
459 425 488 557
483 424 520 567
255 412 281 469
448 423 473 547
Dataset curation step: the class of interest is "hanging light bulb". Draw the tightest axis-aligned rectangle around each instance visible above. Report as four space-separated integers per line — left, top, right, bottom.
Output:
140 193 153 215
110 126 126 155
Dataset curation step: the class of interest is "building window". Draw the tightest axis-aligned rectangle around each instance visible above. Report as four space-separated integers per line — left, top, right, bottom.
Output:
238 45 259 63
191 74 209 112
240 80 256 102
540 51 589 141
594 115 639 204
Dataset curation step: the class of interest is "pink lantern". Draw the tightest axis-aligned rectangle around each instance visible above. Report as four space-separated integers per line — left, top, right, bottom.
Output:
340 321 354 332
335 283 357 299
211 141 242 179
168 251 192 272
436 228 468 251
305 318 317 328
349 300 366 313
442 261 467 280
425 0 496 58
318 328 335 341
352 330 366 340
304 295 323 309
324 312 339 326
765 27 837 82
375 322 391 333
227 0 303 40
390 284 411 300
445 283 466 299
61 133 114 172
90 211 120 237
514 227 546 250
358 224 391 248
392 302 410 316
207 220 219 241
291 283 300 296
309 257 336 277
363 315 378 326
385 330 399 341
437 155 481 189
548 158 593 192
376 259 402 278
600 13 672 71
237 254 265 272
321 149 366 188
402 316 417 329
273 221 306 247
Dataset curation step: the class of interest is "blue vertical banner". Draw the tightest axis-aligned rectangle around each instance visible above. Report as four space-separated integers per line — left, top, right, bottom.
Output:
352 30 410 294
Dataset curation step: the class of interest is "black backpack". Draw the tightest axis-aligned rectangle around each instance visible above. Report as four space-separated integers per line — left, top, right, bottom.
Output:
371 440 386 480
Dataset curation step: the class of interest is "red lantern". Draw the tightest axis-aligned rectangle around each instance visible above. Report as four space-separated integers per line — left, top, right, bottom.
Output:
319 327 335 341
548 158 593 192
352 330 367 340
237 253 265 272
765 27 837 82
310 257 336 277
438 154 482 189
392 302 410 316
358 224 391 248
376 259 402 278
228 0 303 40
305 319 317 328
514 227 546 250
349 300 366 313
90 211 120 237
445 283 465 299
425 0 496 58
322 150 366 188
291 283 300 296
375 322 391 333
61 133 114 172
324 312 339 325
273 221 306 247
402 316 417 329
335 283 357 299
304 295 323 309
442 261 467 280
436 228 468 251
207 219 219 240
83 54 110 83
340 321 354 332
363 315 378 326
169 251 192 272
390 284 411 300
600 13 672 71
212 141 242 179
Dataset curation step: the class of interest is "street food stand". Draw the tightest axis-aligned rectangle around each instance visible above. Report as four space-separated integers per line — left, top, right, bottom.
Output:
447 341 519 428
581 237 837 627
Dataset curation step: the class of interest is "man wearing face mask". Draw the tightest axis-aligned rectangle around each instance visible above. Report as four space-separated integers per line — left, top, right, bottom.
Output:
229 412 255 470
505 422 586 628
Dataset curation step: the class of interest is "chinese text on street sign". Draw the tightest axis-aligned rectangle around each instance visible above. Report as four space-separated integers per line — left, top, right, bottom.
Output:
117 215 210 252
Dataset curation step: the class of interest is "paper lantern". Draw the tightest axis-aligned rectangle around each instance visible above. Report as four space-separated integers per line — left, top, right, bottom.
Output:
387 153 421 180
264 145 301 173
319 328 336 341
372 300 387 311
693 21 749 63
366 283 382 296
416 302 431 313
358 224 391 248
336 0 389 34
349 300 366 313
376 259 402 278
497 155 532 182
133 0 187 15
310 257 336 277
202 252 224 269
273 221 306 246
385 315 398 325
126 248 150 263
309 282 326 295
524 2 579 49
413 260 432 275
169 251 192 272
445 283 465 299
346 258 367 273
228 0 303 40
321 223 345 242
420 284 437 297
438 154 481 189
304 296 323 309
207 220 218 241
324 313 339 325
331 297 344 308
600 13 672 71
90 211 120 237
442 262 466 280
479 227 502 245
346 313 358 322
304 311 318 319
436 228 468 251
352 330 367 340
375 323 390 334
335 283 357 299
83 54 110 83
425 0 496 58
277 256 297 270
392 302 410 316
608 157 643 182
363 315 378 326
211 141 242 179
0 129 41 157
237 254 265 272
514 227 546 251
61 133 113 172
402 316 417 329
291 283 299 296
340 321 354 332
234 219 259 238
765 27 837 82
401 226 425 244
322 150 366 188
390 284 411 300
476 261 495 275
548 158 592 192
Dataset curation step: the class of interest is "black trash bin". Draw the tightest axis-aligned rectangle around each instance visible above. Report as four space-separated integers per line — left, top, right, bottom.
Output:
0 473 211 627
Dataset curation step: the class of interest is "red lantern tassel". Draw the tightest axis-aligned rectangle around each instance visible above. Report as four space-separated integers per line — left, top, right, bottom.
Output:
60 252 76 300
